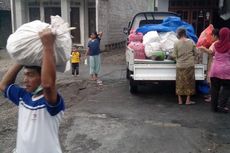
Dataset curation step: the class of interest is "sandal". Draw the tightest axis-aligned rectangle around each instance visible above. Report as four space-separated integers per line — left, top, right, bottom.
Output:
97 80 103 86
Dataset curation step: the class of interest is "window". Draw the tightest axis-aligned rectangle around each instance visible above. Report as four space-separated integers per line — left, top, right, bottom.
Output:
28 1 40 21
43 0 61 23
44 7 61 23
29 7 40 21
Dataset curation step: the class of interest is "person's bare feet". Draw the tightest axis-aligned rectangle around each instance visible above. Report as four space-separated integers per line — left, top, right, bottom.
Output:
185 101 196 105
204 95 210 98
217 106 229 113
90 74 98 81
178 95 183 105
185 96 196 105
204 97 211 102
90 74 94 80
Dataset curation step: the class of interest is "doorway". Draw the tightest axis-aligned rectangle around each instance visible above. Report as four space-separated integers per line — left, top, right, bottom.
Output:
169 0 219 36
0 10 12 48
70 7 81 44
88 7 96 36
29 7 40 21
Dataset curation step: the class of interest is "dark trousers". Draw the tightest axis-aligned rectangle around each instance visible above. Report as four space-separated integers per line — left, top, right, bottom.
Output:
72 63 79 75
211 77 230 112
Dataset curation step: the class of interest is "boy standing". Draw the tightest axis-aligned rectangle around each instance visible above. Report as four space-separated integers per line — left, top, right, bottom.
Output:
71 45 81 76
0 28 64 153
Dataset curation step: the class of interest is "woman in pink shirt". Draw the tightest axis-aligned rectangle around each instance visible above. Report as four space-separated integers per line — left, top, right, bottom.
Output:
210 27 230 113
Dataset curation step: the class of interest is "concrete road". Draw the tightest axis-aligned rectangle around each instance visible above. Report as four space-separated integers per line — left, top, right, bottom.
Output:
0 49 229 153
61 64 230 153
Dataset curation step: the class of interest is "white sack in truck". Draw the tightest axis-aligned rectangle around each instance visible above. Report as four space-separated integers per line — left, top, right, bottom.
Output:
159 32 178 52
144 42 161 58
6 15 72 72
143 31 160 45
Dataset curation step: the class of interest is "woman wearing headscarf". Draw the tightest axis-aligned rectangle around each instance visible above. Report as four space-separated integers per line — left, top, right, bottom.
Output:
172 28 197 105
210 27 230 113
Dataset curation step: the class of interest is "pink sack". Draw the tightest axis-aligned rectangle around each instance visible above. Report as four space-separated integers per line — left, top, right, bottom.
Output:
128 42 146 59
128 30 143 43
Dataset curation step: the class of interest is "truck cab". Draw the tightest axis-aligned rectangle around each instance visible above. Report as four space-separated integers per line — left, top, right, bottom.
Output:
124 12 179 36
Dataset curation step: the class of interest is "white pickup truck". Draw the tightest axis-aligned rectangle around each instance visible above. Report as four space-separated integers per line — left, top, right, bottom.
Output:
123 12 205 93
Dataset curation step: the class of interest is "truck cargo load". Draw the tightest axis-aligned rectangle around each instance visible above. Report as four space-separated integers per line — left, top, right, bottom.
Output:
123 12 205 94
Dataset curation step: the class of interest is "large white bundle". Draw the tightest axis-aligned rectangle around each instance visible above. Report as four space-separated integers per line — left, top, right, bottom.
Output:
159 32 178 52
143 31 160 45
6 15 72 72
144 42 161 57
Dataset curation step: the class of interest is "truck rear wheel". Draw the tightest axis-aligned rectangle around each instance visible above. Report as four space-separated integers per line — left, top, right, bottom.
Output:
129 78 138 94
126 68 131 79
126 68 133 80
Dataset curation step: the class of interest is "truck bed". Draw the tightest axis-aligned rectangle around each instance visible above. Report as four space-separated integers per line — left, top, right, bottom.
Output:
126 47 205 81
134 59 175 64
131 63 205 81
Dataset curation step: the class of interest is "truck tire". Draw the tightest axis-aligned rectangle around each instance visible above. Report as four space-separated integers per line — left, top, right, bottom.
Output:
129 78 138 94
126 68 133 80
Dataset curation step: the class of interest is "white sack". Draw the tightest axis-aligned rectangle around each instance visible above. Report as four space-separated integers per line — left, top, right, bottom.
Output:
6 15 72 72
159 32 178 52
143 31 161 45
144 42 161 57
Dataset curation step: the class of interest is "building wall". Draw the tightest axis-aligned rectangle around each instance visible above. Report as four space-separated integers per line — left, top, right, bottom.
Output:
0 10 12 48
97 0 153 50
96 0 109 50
11 0 159 50
157 0 169 12
0 0 11 10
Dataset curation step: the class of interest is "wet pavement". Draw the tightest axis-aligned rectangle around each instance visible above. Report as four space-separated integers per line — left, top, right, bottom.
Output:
0 49 230 153
61 63 230 153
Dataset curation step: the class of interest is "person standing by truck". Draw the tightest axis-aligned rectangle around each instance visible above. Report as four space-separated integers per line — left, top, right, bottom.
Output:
198 29 220 102
172 28 197 105
209 27 230 113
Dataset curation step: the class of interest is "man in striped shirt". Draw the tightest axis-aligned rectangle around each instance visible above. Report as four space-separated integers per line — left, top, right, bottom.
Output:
0 28 64 153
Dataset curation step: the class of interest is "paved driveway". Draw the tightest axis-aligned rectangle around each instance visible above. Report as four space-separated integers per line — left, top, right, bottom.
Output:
61 64 230 153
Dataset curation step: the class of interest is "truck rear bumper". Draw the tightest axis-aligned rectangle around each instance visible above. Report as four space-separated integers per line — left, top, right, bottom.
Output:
131 64 205 81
